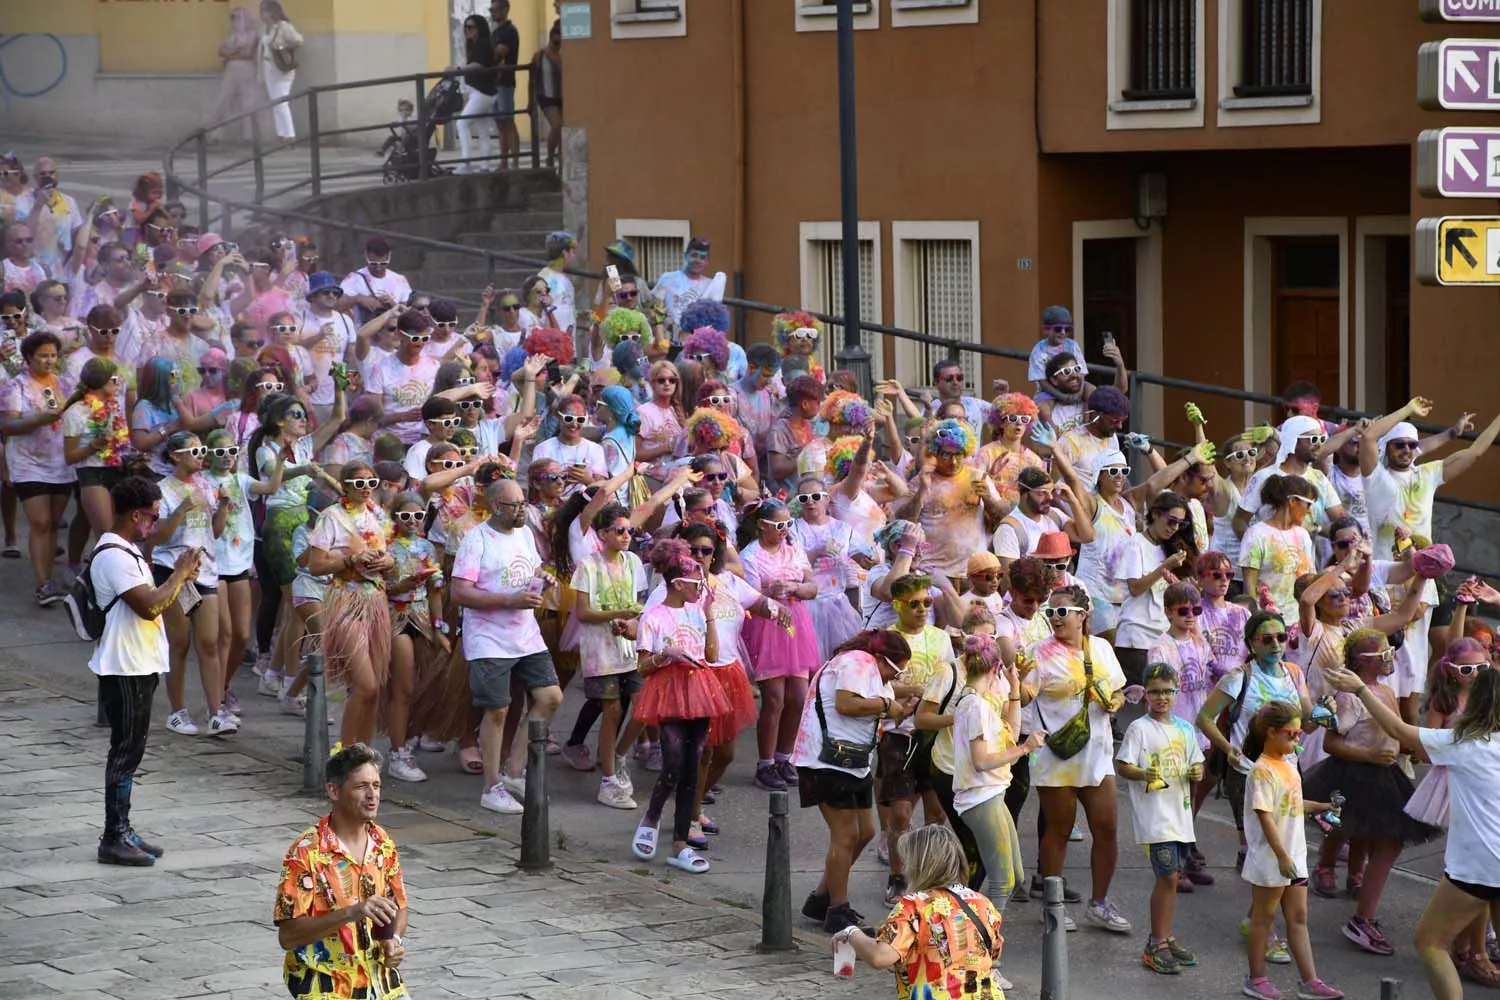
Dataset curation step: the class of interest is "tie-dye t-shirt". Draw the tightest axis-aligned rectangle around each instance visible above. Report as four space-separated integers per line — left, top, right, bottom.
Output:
1200 601 1250 682
1056 428 1118 484
1022 635 1127 788
1237 522 1315 615
916 473 987 578
1145 632 1219 750
1363 462 1444 557
1074 496 1137 616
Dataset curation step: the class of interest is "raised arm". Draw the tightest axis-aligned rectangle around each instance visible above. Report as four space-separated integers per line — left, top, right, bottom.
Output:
1360 398 1432 476
1442 411 1500 483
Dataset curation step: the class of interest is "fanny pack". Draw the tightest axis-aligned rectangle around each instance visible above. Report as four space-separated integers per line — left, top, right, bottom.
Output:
815 663 880 769
1036 642 1095 761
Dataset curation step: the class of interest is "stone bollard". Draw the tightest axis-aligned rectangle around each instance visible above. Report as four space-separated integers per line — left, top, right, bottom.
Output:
301 651 328 792
1380 979 1401 1000
758 789 795 953
520 718 552 872
1040 875 1069 1000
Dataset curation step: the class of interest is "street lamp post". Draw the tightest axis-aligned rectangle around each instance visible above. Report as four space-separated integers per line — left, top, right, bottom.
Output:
833 0 871 398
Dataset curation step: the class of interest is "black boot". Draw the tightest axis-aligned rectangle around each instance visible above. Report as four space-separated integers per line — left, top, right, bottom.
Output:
98 838 155 867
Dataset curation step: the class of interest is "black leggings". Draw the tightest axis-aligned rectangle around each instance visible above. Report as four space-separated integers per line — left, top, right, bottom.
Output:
645 717 709 843
253 539 281 656
567 695 629 749
930 768 986 891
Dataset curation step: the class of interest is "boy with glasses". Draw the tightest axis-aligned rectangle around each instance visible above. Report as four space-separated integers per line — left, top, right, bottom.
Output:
1028 305 1083 387
402 396 462 481
366 313 441 444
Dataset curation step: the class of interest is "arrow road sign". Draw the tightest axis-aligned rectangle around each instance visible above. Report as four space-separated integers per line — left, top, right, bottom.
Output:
1419 39 1500 109
1416 216 1500 285
1416 127 1500 196
1421 0 1500 22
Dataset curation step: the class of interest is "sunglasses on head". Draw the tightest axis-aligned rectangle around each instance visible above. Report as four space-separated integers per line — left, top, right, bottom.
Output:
393 510 424 523
209 445 239 459
1052 364 1084 378
345 477 379 490
255 380 285 392
271 323 298 334
427 416 460 428
559 414 587 426
249 262 271 271
1170 604 1205 617
1042 606 1085 619
403 333 431 344
796 491 828 505
173 445 208 458
1227 447 1259 461
171 306 199 317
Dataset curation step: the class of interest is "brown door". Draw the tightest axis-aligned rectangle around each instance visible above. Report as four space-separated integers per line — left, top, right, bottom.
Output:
1383 236 1411 408
1082 238 1138 384
1271 238 1341 402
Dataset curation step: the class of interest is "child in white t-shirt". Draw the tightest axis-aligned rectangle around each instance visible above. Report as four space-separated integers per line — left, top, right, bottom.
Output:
1116 663 1205 975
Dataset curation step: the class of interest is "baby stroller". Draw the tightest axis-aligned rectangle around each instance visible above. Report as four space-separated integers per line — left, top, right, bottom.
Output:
379 77 463 183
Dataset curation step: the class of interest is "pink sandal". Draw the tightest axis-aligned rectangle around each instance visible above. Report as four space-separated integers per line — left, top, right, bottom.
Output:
457 746 483 774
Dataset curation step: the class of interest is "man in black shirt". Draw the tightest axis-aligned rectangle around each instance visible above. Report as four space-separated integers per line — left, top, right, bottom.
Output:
489 0 523 169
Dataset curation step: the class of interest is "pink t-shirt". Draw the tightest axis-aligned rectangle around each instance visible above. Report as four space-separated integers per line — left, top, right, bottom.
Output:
0 371 74 484
242 288 297 331
739 539 813 596
636 401 682 469
452 521 548 660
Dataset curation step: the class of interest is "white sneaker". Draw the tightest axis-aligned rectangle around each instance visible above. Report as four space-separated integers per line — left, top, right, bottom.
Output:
614 755 634 796
388 749 428 782
257 671 283 697
1069 823 1085 842
167 709 199 736
876 831 890 866
417 736 447 753
279 692 306 717
480 783 524 815
597 775 637 810
205 710 239 736
1041 906 1078 932
251 652 270 677
499 772 526 798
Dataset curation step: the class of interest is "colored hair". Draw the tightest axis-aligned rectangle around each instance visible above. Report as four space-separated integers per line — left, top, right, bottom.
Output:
817 389 870 429
986 392 1039 429
772 310 824 354
961 633 1000 683
522 326 574 365
682 326 731 371
679 299 730 335
1143 663 1180 687
825 435 863 483
927 418 977 458
600 307 653 348
831 628 913 667
890 572 931 602
685 406 740 454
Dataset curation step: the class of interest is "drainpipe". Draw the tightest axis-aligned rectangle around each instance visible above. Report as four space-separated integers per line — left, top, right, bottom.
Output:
731 0 748 345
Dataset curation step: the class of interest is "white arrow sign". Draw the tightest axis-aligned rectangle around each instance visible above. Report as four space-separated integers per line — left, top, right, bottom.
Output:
1449 47 1483 93
1449 137 1481 181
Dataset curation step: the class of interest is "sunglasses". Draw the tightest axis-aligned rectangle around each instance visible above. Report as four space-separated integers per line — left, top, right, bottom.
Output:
209 446 240 459
1255 632 1288 645
1052 364 1084 378
197 367 222 377
456 446 478 458
454 376 476 387
602 525 632 536
345 477 379 490
688 545 716 557
286 409 307 420
1099 466 1129 479
618 332 642 343
242 338 266 348
789 330 818 341
300 255 321 264
436 458 466 469
706 394 732 407
765 519 792 532
271 323 298 334
1202 570 1232 581
41 387 58 409
427 416 460 428
89 326 121 337
1299 434 1329 447
1227 448 1259 461
702 472 730 483
255 381 286 392
403 333 432 344
1145 687 1178 697
1161 514 1187 528
493 500 527 512
615 290 639 302
1042 606 1085 619
457 399 485 411
1045 324 1074 334
1287 494 1317 507
1357 647 1395 663
559 414 587 426
1043 559 1070 570
173 445 208 458
146 224 175 235
249 262 271 272
1002 414 1032 425
1388 440 1419 451
393 510 424 523
171 306 200 317
938 373 965 383
653 376 679 385
434 321 458 330
498 303 521 312
1324 588 1352 602
796 492 828 505
107 375 122 386
535 472 565 484
366 259 391 268
1452 662 1489 677
900 597 934 609
687 352 713 364
1170 604 1205 617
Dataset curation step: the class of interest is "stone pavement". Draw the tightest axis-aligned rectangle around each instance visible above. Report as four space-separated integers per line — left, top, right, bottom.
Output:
0 671 861 1000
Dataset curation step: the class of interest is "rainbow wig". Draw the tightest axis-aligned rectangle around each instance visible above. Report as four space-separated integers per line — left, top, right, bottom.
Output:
680 299 730 335
874 518 914 556
772 310 824 354
685 406 740 454
928 418 977 458
985 392 1039 430
599 307 653 349
818 389 870 430
682 327 731 371
825 435 864 482
522 326 574 365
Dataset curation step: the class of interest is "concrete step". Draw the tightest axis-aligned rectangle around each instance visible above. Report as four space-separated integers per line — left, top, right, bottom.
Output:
489 210 563 233
454 229 555 255
413 267 537 292
417 250 540 276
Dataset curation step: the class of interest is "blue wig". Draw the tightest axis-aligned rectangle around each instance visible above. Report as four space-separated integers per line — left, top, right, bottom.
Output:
139 357 177 413
500 345 529 385
679 299 730 335
611 340 646 380
598 385 641 435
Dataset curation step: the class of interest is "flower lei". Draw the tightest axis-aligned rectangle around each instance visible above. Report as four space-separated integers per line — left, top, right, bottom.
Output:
85 395 130 468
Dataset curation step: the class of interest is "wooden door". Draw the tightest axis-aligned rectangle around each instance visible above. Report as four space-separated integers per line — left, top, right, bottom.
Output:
1383 236 1411 409
1271 238 1341 402
1082 238 1138 384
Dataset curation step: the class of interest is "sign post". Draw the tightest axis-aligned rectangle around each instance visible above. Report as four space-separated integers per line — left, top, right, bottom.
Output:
1415 216 1500 285
1419 39 1500 109
1416 127 1500 196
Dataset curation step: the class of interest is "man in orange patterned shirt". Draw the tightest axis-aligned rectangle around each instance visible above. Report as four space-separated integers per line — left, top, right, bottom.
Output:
274 743 410 999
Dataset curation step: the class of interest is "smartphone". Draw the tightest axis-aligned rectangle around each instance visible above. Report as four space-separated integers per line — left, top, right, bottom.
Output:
605 264 622 294
1102 331 1115 347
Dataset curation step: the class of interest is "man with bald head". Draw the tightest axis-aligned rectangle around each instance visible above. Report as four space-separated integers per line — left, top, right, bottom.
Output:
450 476 563 816
14 158 81 271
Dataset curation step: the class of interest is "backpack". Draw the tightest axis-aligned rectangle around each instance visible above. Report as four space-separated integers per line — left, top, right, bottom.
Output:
63 543 135 642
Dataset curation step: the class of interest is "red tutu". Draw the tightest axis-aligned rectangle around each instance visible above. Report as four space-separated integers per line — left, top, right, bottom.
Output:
706 660 758 747
633 661 734 726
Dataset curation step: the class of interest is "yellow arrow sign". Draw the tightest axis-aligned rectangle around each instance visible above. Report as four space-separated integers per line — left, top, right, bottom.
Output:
1416 216 1500 285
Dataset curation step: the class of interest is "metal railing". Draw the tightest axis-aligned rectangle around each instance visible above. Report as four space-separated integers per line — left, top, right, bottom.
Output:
165 66 546 236
1124 0 1197 101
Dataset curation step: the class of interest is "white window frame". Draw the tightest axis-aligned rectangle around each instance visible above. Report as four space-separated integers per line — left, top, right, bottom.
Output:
1106 0 1206 131
1242 217 1349 424
1217 0 1322 126
890 0 978 29
891 221 981 389
796 0 880 33
611 0 687 40
798 222 885 382
614 219 691 288
1353 215 1407 412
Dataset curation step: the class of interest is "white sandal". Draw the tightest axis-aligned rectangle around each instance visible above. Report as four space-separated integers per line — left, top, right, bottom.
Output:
631 824 658 860
666 846 710 873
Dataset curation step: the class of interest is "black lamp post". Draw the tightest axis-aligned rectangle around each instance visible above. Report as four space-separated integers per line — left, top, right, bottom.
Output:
833 0 871 397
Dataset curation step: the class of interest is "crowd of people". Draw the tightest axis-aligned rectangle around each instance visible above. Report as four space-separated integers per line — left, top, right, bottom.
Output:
7 150 1500 1000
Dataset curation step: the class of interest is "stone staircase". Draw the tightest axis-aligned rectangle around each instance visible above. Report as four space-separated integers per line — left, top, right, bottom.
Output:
413 192 563 300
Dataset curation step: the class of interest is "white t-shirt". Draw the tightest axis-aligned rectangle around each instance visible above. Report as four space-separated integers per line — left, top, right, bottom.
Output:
1022 635 1127 788
992 509 1066 560
1118 715 1203 845
1328 463 1370 538
403 439 437 482
792 650 892 778
1113 533 1170 650
571 550 647 678
87 533 169 678
341 267 412 313
1363 462 1444 556
1420 727 1500 888
538 265 577 333
1242 755 1307 887
952 691 1014 814
295 308 356 406
650 269 714 330
452 522 548 660
154 473 220 587
532 435 608 479
207 470 257 577
365 352 440 444
1239 464 1341 529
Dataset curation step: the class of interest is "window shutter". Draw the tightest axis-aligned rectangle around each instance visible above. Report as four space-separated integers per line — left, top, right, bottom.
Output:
809 238 882 382
908 239 977 391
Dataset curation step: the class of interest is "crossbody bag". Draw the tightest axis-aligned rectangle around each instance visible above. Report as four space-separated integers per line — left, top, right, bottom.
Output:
815 663 881 769
1034 641 1095 760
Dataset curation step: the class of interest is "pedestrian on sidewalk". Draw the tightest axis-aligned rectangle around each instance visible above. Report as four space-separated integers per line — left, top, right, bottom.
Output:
92 474 200 867
275 742 410 1000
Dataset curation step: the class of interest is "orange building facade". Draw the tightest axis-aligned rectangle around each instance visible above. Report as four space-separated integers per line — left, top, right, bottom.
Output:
561 0 1500 500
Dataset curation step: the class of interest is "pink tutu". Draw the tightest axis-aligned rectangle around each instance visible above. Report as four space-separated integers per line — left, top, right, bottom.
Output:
804 592 864 664
1404 765 1449 829
742 598 820 681
706 660 758 747
633 661 734 726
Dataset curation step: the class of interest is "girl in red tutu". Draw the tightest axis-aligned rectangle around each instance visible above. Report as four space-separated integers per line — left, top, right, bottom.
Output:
629 540 732 873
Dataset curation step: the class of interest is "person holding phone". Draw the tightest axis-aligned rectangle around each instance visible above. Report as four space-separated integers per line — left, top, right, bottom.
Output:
0 330 74 606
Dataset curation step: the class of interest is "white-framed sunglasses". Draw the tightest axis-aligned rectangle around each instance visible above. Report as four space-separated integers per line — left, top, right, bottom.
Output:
1041 606 1086 620
393 510 425 523
796 492 827 505
707 394 732 407
173 445 208 459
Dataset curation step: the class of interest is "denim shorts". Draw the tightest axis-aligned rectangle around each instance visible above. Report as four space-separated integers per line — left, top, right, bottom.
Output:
493 87 516 118
1147 841 1192 877
470 651 556 709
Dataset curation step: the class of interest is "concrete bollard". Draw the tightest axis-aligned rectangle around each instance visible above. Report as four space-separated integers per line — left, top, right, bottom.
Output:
301 651 328 793
1380 979 1401 1000
519 718 552 872
1040 875 1069 1000
758 789 795 953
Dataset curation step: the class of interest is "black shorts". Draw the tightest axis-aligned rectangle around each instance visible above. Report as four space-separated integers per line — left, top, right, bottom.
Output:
876 732 920 804
469 652 558 709
219 570 252 584
798 766 873 811
1448 874 1500 902
13 481 72 502
151 563 217 596
77 467 124 491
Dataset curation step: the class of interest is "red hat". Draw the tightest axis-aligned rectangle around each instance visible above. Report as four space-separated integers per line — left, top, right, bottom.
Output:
1033 532 1074 561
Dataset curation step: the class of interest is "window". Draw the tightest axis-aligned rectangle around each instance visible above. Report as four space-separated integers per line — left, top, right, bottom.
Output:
1218 0 1321 125
796 0 880 33
1124 0 1196 101
890 0 978 29
892 222 981 391
611 0 687 40
614 220 689 287
1106 0 1205 130
799 223 884 382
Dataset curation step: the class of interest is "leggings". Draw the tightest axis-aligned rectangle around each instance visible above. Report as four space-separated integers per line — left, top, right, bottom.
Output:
645 717 709 844
567 694 628 748
930 768 986 891
963 794 1025 909
101 674 159 842
253 540 281 656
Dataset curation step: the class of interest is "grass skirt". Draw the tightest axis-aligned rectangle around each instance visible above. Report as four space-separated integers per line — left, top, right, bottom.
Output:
1302 757 1441 845
706 660 758 747
323 582 392 695
409 639 473 742
633 662 734 726
743 599 819 681
804 592 863 664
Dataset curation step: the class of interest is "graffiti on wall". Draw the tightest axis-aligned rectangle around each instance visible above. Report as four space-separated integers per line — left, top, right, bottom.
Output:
0 34 69 107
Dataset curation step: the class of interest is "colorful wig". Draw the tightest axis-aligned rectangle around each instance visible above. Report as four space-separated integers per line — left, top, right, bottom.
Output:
985 392 1040 430
772 310 824 354
522 326 573 365
825 435 864 483
874 518 914 557
696 379 730 406
500 345 529 385
682 327 731 371
818 389 870 430
612 341 646 380
679 299 730 335
928 418 977 458
685 406 740 454
599 306 653 349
